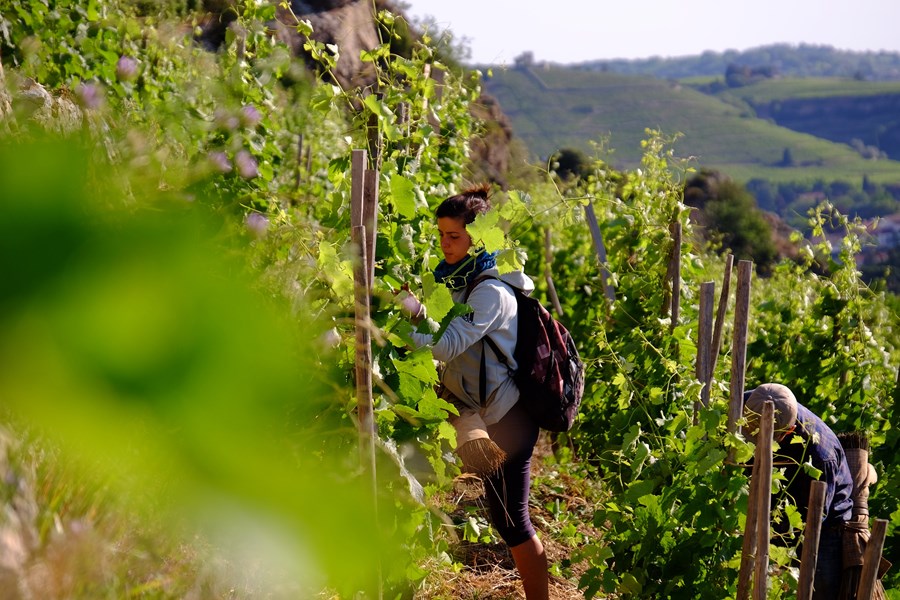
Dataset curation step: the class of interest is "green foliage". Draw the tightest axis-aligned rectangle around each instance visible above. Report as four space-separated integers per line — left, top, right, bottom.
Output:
516 132 899 597
2 2 899 598
685 170 779 274
0 135 400 596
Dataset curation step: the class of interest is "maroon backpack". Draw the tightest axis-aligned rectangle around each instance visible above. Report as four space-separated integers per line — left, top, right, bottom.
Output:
467 276 585 432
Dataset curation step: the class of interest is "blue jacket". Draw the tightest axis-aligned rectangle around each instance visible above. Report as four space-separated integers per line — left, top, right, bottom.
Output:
778 403 854 527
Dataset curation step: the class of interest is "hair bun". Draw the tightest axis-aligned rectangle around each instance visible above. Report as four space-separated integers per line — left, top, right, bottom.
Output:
462 183 490 200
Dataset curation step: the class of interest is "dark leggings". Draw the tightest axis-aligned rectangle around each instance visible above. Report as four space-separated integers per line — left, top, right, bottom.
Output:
484 401 540 547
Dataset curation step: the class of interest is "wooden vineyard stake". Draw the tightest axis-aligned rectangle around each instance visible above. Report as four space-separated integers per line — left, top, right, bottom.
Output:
350 149 377 466
583 201 615 304
857 519 888 600
798 481 827 600
737 400 774 599
363 169 378 290
669 221 682 331
544 229 564 317
710 254 734 382
351 150 367 238
751 400 774 600
736 440 761 600
351 225 376 470
695 282 715 420
350 149 382 599
728 260 753 441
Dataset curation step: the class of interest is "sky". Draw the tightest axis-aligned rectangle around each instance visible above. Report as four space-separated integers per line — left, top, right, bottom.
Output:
401 0 900 65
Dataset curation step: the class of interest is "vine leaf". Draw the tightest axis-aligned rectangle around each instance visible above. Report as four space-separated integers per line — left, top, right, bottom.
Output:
389 174 416 219
422 273 454 324
496 248 525 275
317 240 354 300
501 190 530 225
468 210 504 253
393 348 438 385
418 390 456 420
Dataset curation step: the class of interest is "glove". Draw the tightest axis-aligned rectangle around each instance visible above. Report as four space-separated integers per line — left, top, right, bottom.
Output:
397 290 424 324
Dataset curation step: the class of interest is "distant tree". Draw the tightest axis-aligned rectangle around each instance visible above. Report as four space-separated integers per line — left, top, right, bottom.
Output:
685 170 779 274
725 63 776 87
549 147 591 182
863 174 873 193
780 147 795 167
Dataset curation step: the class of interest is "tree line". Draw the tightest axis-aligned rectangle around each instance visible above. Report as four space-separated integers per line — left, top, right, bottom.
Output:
577 43 900 82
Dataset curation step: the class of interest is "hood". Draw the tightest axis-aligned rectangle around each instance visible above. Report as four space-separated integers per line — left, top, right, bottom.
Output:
481 267 535 296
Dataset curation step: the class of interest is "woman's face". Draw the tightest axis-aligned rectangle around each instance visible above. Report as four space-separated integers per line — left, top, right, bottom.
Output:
437 216 472 264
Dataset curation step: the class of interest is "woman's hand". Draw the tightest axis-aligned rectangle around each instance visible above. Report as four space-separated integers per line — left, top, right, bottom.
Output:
396 287 425 325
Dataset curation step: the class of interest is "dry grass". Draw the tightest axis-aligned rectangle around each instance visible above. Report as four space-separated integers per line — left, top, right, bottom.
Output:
416 434 605 600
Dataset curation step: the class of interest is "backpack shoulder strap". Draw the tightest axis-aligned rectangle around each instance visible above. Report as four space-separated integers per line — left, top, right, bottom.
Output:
463 274 499 303
464 275 521 406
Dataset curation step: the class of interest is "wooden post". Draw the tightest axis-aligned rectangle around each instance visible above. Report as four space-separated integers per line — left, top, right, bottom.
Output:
857 519 888 600
752 400 775 600
352 226 376 462
710 254 734 381
544 229 564 317
351 149 367 232
583 201 615 304
351 224 381 600
669 222 682 332
737 400 774 600
736 447 761 600
363 169 379 291
798 481 827 600
728 260 753 439
695 282 715 420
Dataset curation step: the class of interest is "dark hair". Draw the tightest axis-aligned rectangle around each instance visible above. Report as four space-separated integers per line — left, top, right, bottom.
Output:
435 184 491 225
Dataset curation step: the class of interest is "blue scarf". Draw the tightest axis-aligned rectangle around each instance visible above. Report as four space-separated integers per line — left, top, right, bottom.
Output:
433 250 497 291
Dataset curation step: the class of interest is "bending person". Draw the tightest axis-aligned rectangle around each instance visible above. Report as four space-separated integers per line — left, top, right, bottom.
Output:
743 383 853 600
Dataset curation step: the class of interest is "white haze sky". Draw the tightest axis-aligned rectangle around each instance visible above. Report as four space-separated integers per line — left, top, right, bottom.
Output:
401 0 900 65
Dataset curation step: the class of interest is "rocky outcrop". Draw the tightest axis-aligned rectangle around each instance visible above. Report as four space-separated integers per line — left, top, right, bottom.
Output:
468 93 516 189
276 0 380 89
0 60 83 135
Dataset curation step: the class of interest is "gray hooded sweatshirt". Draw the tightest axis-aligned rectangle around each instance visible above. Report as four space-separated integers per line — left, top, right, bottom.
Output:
411 267 535 426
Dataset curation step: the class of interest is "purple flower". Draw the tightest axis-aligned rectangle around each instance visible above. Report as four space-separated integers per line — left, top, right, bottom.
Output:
240 104 262 127
208 151 232 173
75 83 104 110
245 212 269 238
116 56 139 82
235 150 258 179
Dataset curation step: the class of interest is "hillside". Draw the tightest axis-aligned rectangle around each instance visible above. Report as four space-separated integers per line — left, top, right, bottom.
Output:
479 64 900 185
712 78 900 160
2 2 899 598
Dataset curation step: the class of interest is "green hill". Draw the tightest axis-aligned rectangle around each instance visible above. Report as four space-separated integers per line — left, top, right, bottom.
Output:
711 78 900 160
480 65 900 185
